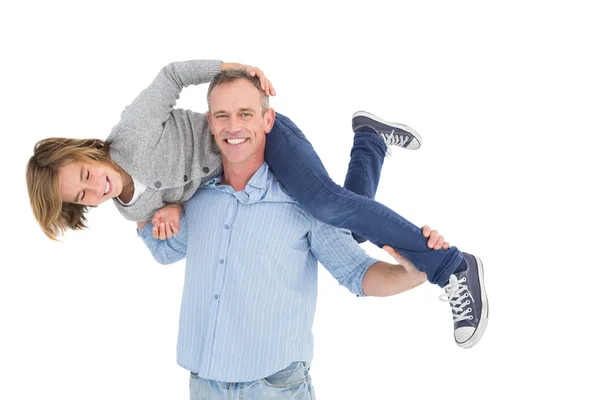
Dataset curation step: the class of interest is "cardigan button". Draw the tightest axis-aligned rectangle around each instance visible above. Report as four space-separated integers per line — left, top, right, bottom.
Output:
154 181 162 189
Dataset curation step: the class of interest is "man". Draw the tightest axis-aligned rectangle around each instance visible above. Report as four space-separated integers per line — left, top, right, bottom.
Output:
28 58 487 354
137 70 441 398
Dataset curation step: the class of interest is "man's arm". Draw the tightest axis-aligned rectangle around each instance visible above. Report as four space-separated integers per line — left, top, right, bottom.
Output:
361 247 427 297
137 212 189 265
309 221 428 297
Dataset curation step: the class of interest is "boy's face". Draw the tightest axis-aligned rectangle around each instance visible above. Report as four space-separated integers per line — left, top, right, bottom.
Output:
58 159 123 206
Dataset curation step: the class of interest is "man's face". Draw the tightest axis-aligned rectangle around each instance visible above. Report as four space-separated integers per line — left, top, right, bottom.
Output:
208 79 274 166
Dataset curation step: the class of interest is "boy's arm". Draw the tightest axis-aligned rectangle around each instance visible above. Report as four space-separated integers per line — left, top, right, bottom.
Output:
114 60 275 133
115 60 222 132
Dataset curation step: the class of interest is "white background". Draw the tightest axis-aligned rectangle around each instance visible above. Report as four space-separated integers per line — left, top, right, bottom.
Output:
1 1 599 399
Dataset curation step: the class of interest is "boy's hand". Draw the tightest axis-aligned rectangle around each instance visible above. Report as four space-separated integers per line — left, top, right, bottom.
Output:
151 203 183 240
221 62 276 96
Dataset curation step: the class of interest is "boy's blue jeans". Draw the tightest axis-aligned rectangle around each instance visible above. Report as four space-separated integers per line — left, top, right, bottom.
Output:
266 113 463 286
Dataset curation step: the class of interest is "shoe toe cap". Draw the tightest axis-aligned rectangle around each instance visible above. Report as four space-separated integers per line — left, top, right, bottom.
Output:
406 139 420 150
455 326 476 344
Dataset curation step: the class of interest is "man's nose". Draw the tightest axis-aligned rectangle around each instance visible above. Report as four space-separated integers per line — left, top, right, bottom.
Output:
227 116 242 133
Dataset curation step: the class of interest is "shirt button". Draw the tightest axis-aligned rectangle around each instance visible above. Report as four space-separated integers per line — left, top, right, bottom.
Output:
203 167 210 173
219 259 224 264
214 295 219 300
154 181 162 189
224 224 230 230
183 175 188 182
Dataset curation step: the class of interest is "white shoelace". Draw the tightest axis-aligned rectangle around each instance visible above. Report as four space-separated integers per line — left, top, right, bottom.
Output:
379 130 408 157
440 275 474 323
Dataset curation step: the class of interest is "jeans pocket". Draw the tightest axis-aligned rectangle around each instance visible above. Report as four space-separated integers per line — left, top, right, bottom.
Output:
260 362 308 389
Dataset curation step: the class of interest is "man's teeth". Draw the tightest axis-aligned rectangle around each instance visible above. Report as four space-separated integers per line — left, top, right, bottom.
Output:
226 138 247 145
105 180 110 194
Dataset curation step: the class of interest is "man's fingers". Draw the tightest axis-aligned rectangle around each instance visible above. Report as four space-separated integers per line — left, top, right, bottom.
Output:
159 223 166 240
384 245 419 273
152 225 159 239
383 245 397 259
428 229 439 248
422 225 431 238
434 234 445 250
383 245 404 263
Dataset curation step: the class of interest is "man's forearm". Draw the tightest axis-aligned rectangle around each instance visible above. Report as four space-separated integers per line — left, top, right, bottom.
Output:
362 261 427 297
137 220 150 231
137 219 188 265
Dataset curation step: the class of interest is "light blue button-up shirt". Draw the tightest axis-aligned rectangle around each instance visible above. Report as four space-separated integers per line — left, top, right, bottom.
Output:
139 163 378 382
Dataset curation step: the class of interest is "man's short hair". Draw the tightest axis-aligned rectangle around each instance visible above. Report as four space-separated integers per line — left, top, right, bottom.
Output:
207 69 269 114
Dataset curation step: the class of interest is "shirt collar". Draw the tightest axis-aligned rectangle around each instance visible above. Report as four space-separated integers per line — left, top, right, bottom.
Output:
204 163 270 204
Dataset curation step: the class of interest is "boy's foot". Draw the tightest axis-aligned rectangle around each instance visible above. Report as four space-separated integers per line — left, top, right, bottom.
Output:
352 111 422 151
440 253 489 348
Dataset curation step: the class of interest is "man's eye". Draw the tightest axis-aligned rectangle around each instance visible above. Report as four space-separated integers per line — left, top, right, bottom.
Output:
241 113 251 117
216 115 227 119
81 190 86 201
86 171 90 180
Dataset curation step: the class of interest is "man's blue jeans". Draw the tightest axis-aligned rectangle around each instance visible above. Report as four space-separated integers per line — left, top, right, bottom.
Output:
190 361 315 399
266 113 463 286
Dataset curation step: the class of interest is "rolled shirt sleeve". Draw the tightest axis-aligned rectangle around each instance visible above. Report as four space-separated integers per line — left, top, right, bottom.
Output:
308 219 378 297
138 213 189 265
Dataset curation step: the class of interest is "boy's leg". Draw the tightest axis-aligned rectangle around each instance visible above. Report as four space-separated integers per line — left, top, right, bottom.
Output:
266 112 460 286
344 112 488 349
265 112 488 348
342 130 386 243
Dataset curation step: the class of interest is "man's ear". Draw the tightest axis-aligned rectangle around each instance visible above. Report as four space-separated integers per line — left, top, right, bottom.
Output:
207 112 216 136
263 108 276 134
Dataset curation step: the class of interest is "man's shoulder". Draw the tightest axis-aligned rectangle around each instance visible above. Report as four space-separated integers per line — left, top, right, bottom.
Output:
264 170 304 205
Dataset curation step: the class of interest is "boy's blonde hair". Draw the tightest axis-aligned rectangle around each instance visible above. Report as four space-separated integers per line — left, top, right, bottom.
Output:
26 137 122 240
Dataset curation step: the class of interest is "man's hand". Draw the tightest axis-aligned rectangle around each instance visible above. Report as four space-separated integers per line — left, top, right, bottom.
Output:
422 225 451 250
382 246 423 277
361 246 427 296
151 203 183 240
220 62 276 96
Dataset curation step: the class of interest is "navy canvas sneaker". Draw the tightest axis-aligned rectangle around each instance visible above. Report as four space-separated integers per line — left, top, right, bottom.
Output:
440 253 489 348
352 111 423 151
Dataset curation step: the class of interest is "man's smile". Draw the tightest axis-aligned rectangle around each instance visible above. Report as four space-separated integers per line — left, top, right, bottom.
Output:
225 138 249 145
